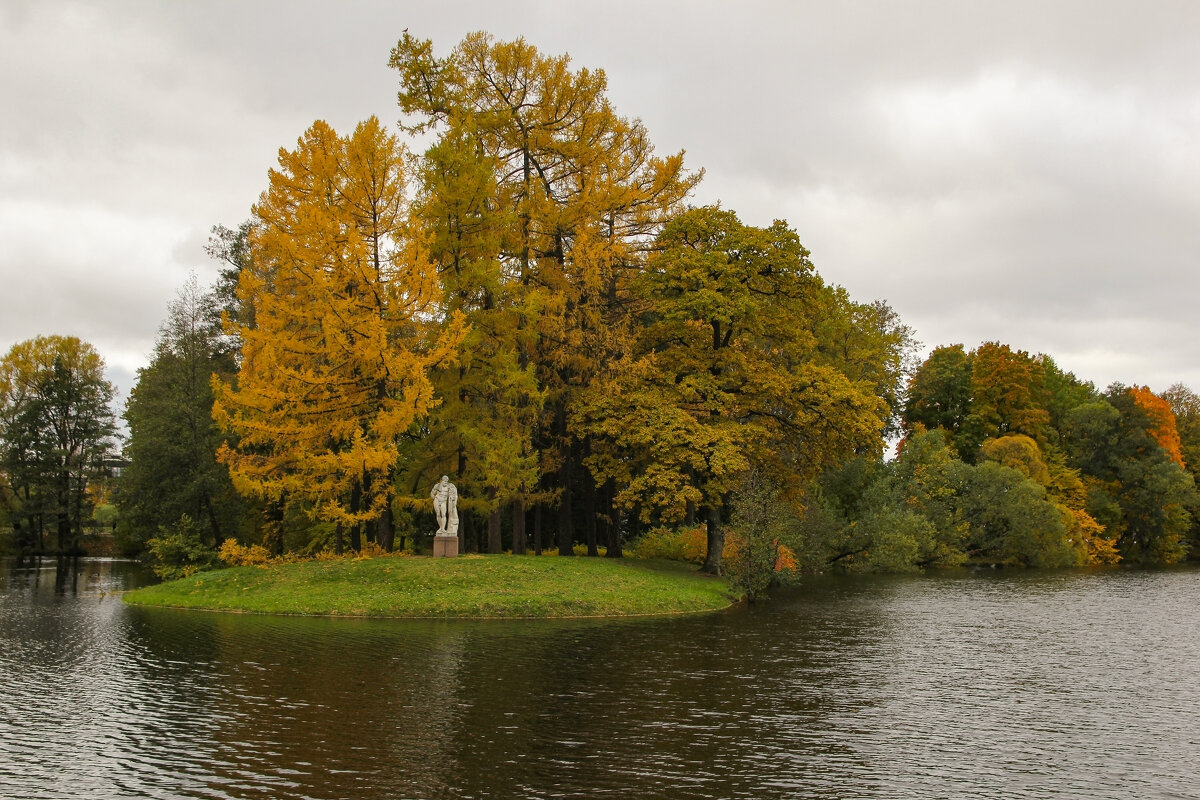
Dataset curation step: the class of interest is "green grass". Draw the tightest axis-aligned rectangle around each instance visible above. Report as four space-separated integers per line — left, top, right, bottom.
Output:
122 554 734 618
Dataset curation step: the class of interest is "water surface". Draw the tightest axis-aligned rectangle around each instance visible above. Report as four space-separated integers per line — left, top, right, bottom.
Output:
2 559 1198 799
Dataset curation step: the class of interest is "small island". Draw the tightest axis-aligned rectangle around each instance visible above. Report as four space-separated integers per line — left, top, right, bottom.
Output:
121 555 734 618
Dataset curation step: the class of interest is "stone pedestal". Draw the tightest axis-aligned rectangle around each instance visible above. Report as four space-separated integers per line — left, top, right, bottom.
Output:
433 533 459 558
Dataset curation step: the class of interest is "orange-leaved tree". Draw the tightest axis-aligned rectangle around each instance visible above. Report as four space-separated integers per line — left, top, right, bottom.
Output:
1130 385 1185 468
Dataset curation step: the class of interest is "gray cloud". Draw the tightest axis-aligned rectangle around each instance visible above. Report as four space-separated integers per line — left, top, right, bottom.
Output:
3 0 1200 410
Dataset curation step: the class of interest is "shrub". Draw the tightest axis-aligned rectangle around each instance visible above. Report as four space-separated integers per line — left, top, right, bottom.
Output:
631 526 707 563
354 540 389 559
726 470 803 602
218 538 273 567
146 515 220 580
92 503 118 530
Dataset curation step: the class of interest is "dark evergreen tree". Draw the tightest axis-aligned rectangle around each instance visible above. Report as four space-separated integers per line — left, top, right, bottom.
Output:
116 273 243 555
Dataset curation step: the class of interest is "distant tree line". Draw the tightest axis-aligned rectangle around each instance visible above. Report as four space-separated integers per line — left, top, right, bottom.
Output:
797 344 1200 570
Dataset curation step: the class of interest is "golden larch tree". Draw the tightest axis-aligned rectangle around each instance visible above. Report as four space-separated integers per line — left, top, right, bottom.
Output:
213 117 465 551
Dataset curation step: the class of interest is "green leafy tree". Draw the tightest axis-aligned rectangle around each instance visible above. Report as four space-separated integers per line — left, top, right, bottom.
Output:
957 460 1075 568
145 514 221 580
576 207 887 574
798 433 959 573
903 344 973 454
905 342 1059 462
978 434 1116 564
812 289 919 439
204 219 256 343
1162 383 1200 472
398 128 544 554
803 427 1086 571
1063 387 1197 563
886 428 972 566
726 470 798 602
1041 355 1097 436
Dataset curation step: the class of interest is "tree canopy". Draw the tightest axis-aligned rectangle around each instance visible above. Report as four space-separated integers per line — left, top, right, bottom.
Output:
21 29 1196 579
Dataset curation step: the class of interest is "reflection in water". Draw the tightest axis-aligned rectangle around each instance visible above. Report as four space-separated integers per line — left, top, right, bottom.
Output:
3 560 1200 799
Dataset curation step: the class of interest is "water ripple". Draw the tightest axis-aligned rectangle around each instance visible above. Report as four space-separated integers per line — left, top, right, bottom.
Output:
4 561 1200 798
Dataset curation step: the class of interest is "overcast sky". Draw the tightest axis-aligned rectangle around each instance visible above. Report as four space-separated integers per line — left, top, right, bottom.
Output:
4 0 1200 414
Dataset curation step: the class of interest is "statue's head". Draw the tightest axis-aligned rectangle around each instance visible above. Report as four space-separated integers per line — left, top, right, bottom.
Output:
440 475 449 483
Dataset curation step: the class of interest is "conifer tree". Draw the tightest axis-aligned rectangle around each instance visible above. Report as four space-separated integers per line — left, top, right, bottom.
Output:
119 273 242 554
213 117 465 551
391 32 700 553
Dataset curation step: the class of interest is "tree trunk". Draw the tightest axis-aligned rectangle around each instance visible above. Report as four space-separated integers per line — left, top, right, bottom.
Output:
377 504 395 552
349 479 363 553
485 486 502 553
204 496 222 547
604 479 622 558
456 445 469 553
584 473 598 556
533 502 543 556
461 509 476 554
72 466 85 551
56 470 71 555
512 498 527 555
265 498 285 556
362 472 377 545
487 509 502 553
555 403 574 555
701 504 724 575
557 444 573 556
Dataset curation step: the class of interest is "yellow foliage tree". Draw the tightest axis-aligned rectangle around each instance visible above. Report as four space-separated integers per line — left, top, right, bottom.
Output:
213 117 465 552
391 31 701 554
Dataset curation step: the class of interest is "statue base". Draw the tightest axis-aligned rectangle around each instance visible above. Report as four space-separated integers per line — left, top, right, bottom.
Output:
433 533 459 558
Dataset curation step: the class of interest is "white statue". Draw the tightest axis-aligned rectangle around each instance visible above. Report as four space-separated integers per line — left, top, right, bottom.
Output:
431 475 459 536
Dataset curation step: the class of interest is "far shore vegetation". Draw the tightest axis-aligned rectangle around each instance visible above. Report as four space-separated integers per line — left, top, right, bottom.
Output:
6 31 1200 616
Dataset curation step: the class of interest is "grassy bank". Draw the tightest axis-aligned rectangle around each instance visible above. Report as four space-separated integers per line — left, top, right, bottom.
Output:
122 555 734 618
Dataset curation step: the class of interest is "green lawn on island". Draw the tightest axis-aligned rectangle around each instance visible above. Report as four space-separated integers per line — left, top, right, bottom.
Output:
122 555 735 618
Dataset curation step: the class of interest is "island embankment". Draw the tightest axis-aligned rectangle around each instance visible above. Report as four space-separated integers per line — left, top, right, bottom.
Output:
122 554 734 618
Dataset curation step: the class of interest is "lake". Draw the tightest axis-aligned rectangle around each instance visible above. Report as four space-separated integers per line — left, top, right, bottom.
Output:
2 558 1199 799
